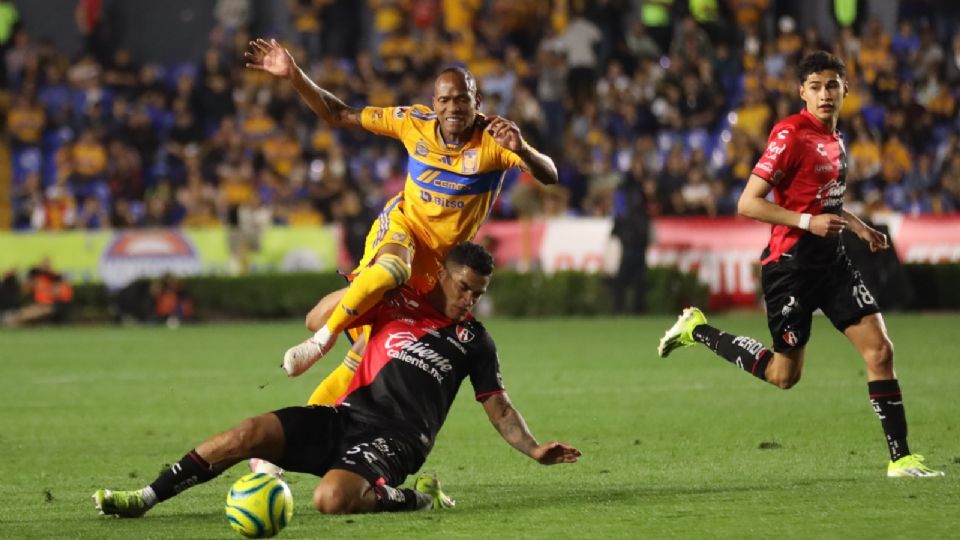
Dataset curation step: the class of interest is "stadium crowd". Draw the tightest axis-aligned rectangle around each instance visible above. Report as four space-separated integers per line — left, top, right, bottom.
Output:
4 0 960 240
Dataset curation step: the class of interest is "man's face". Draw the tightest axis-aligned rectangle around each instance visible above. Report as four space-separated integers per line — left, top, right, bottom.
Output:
799 69 847 124
434 263 489 322
432 72 479 139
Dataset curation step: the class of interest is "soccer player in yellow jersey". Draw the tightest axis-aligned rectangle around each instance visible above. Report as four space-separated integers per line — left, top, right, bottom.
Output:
246 39 558 402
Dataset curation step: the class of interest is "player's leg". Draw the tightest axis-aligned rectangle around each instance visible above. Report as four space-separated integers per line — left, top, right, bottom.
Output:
281 208 416 377
307 332 366 405
312 469 453 514
312 469 380 514
94 413 287 517
318 424 454 514
320 240 411 339
658 259 811 388
659 306 805 387
826 268 943 476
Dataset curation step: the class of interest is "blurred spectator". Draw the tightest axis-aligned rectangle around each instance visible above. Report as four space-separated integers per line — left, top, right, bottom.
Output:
0 269 20 315
610 158 650 314
557 5 602 108
2 260 74 327
152 273 194 328
5 0 960 238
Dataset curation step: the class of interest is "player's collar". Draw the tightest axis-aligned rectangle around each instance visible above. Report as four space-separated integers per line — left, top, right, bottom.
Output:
800 108 837 135
436 124 464 150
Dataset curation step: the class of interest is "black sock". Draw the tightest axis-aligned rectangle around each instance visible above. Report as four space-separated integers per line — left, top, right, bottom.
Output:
692 324 773 381
149 450 218 503
373 485 431 512
868 380 910 461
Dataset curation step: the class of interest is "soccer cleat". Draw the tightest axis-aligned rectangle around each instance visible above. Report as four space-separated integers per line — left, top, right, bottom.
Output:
414 472 456 510
657 307 707 358
887 454 945 477
249 457 284 478
281 330 335 377
92 489 150 518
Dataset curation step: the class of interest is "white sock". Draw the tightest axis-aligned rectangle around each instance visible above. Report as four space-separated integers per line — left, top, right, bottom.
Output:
312 326 332 347
140 486 158 507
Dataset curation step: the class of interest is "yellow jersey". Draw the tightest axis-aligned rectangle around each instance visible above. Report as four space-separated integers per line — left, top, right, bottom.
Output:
360 104 525 253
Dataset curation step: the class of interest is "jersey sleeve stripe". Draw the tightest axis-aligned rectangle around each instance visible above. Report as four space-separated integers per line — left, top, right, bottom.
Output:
475 389 506 401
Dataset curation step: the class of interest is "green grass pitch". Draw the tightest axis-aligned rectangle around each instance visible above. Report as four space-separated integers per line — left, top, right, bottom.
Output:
1 314 957 539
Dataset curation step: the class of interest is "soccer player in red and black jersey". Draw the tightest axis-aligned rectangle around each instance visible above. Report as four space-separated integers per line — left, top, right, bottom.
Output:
658 51 944 477
93 243 581 519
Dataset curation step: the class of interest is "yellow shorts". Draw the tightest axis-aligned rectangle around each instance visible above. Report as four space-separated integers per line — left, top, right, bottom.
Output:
352 197 443 294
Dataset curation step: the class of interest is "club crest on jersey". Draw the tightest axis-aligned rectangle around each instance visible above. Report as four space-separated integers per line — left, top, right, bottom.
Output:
456 325 475 343
415 139 429 157
461 150 478 174
815 179 844 209
394 107 408 119
783 330 798 347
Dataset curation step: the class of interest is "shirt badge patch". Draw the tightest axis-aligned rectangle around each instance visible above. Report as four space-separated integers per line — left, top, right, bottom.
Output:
456 325 475 343
461 149 478 174
415 139 429 157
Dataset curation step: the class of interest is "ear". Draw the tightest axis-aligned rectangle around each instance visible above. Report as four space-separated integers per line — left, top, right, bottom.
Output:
475 90 483 109
842 80 849 97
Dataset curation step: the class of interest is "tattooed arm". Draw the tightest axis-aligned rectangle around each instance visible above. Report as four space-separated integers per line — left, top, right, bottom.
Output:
481 393 581 465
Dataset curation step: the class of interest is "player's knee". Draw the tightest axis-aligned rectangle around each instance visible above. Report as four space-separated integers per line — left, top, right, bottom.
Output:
767 371 801 390
863 338 894 371
312 484 357 514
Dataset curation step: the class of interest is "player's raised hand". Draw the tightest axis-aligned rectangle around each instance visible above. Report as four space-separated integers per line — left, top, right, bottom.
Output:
245 38 296 78
531 441 582 465
485 115 523 152
809 214 847 238
857 225 890 252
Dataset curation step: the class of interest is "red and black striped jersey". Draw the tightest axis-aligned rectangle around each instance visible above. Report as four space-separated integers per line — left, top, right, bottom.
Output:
338 287 505 452
752 108 849 266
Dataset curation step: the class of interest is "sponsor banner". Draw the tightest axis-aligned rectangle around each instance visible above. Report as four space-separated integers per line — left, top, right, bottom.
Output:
647 217 769 309
876 214 960 263
539 217 616 274
0 226 338 288
475 220 546 271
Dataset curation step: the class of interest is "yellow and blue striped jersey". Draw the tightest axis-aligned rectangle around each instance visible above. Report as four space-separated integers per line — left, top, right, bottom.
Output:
360 104 525 253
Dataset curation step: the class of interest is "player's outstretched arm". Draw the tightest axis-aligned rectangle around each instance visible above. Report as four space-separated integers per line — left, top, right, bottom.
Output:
245 38 361 129
481 393 581 465
485 115 558 185
738 174 846 237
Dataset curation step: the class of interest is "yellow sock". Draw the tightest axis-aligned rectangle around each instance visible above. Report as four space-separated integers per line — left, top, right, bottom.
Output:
325 253 410 334
307 350 362 406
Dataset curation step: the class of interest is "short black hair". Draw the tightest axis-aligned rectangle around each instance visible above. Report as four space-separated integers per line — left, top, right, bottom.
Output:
798 51 846 82
445 242 494 276
436 66 478 96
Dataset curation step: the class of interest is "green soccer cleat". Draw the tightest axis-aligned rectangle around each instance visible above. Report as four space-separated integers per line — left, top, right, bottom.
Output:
93 488 151 518
887 455 945 478
414 472 456 510
657 307 707 358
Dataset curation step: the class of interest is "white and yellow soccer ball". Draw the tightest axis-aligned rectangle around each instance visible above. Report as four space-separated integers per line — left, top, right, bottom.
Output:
225 472 294 538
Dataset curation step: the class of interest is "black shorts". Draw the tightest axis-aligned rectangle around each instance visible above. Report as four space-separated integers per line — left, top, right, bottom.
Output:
272 406 426 487
761 251 880 353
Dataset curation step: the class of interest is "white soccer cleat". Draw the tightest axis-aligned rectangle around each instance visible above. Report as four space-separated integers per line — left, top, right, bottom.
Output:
249 458 285 478
281 329 336 377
